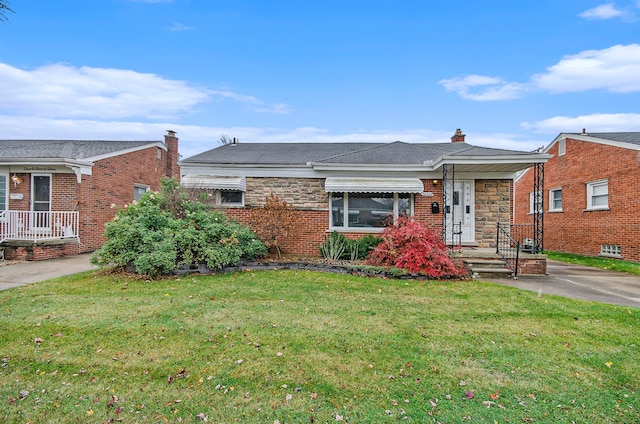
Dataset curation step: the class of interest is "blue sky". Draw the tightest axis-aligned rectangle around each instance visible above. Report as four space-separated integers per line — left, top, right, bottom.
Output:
1 0 640 158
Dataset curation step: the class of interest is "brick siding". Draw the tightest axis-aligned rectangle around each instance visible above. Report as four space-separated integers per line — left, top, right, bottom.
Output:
223 177 512 255
515 137 640 262
3 134 180 261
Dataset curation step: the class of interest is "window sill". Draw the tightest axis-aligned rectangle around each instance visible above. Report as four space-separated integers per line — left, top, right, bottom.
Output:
547 209 563 213
599 253 623 259
328 227 385 234
583 207 610 212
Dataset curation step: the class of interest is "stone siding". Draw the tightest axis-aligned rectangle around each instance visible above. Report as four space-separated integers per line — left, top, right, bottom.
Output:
244 177 327 210
475 179 511 248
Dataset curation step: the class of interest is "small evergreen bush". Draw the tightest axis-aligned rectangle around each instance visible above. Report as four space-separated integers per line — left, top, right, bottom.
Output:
91 178 266 277
366 217 467 279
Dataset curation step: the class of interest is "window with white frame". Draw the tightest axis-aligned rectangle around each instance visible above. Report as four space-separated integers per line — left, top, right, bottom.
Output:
586 180 608 210
0 174 7 212
549 188 562 212
330 192 412 230
133 184 150 201
529 191 543 214
220 190 244 207
600 244 621 257
558 139 566 156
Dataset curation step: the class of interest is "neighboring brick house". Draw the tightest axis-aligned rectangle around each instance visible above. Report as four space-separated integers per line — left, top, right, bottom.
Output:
0 131 180 260
180 130 549 256
514 131 640 262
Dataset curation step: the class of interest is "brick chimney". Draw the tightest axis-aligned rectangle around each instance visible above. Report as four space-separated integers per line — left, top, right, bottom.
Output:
451 128 466 143
164 130 180 180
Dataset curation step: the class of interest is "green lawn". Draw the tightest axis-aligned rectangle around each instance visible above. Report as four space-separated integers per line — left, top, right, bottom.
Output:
1 270 638 423
546 251 640 276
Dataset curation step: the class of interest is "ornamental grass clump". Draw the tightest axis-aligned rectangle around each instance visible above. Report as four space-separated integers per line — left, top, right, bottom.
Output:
366 216 467 278
91 178 266 277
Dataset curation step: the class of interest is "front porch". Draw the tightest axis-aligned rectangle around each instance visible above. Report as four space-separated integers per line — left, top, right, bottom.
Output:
1 210 80 261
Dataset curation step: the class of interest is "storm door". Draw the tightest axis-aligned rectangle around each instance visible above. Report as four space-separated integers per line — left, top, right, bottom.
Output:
445 180 474 244
31 174 51 230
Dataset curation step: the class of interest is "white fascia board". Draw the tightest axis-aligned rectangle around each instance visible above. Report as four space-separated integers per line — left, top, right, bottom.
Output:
430 154 551 169
553 133 640 151
85 142 166 162
309 162 433 172
1 158 94 172
180 164 319 178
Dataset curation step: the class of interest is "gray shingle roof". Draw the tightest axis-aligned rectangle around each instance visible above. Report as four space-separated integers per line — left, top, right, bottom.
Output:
567 132 640 146
181 141 534 166
0 140 158 160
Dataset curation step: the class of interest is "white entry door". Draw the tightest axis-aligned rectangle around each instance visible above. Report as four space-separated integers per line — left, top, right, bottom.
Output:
445 180 474 244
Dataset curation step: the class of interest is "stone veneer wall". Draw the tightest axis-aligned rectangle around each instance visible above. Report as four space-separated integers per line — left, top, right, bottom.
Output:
244 177 328 209
475 179 511 248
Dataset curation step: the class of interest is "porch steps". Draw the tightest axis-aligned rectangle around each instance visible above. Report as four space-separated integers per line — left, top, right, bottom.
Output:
464 258 514 279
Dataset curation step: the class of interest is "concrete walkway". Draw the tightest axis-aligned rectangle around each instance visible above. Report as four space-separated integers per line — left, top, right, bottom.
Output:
0 254 98 291
486 260 640 308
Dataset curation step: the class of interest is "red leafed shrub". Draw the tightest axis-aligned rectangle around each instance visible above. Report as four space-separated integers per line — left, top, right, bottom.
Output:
366 217 467 279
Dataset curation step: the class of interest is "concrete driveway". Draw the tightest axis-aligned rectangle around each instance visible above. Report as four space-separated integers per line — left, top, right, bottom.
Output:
487 260 640 308
0 254 98 291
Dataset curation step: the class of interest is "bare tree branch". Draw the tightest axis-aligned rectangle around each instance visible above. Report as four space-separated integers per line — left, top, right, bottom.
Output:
0 1 14 22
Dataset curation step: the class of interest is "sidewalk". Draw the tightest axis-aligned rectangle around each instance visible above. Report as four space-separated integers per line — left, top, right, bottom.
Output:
0 254 98 291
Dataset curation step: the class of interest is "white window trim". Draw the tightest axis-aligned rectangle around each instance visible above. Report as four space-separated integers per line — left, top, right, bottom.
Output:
548 188 563 212
586 179 609 211
558 139 566 156
528 191 543 214
328 192 414 233
133 184 151 201
0 173 8 221
0 172 7 211
219 190 245 207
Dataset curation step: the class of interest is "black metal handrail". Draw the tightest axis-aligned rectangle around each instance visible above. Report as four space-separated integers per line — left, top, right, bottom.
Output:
496 222 520 279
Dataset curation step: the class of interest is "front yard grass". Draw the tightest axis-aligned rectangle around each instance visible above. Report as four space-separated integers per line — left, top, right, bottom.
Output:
546 251 640 275
1 270 638 423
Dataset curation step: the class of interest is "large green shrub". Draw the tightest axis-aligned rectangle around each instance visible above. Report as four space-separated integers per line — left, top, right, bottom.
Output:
91 178 266 277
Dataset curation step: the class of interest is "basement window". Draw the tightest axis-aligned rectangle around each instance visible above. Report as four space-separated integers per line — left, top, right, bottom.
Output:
600 244 622 258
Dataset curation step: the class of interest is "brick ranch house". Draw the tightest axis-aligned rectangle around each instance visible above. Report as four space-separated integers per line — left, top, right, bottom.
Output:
514 131 640 263
0 131 180 261
180 130 550 269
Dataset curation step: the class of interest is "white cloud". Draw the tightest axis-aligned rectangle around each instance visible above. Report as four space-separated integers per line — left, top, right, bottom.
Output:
532 44 640 93
442 44 640 100
169 22 194 31
0 62 291 119
579 3 626 20
522 113 640 133
438 75 527 101
0 63 210 119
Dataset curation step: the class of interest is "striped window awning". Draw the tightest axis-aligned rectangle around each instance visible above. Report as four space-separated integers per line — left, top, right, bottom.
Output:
181 175 246 191
324 177 424 193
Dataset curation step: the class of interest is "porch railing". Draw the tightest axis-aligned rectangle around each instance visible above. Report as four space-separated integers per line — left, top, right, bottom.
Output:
496 222 520 279
0 210 79 243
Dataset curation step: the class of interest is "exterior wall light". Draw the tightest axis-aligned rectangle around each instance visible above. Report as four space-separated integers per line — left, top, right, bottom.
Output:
11 174 22 187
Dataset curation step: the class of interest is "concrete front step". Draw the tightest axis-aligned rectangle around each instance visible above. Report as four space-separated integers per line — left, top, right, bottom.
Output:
463 259 514 279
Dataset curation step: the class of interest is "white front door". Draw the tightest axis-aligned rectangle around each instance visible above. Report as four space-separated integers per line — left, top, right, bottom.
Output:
446 180 474 244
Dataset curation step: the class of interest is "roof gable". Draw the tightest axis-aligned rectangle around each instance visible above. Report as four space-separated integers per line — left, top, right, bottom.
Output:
0 139 162 161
